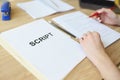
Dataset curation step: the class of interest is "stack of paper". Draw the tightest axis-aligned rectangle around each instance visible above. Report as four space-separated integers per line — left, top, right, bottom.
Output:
17 0 74 19
0 19 85 80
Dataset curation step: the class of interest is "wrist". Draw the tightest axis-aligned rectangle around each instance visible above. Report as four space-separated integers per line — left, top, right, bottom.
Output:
89 51 110 67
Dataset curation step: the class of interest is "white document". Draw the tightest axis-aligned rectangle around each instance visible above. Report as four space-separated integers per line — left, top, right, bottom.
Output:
17 0 56 19
0 19 86 80
52 11 120 47
17 0 74 19
39 0 74 12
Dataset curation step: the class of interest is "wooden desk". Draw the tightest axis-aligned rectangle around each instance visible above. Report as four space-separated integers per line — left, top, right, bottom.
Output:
0 0 120 80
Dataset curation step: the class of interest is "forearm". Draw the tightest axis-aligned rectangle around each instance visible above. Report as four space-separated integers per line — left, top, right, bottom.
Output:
90 51 120 80
79 31 120 80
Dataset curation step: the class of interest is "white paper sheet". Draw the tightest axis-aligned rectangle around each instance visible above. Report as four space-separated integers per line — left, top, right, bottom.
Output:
17 1 56 19
42 0 74 12
52 11 120 47
0 19 86 80
17 0 74 19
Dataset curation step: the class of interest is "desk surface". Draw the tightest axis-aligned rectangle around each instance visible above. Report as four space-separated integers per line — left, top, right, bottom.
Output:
0 0 120 80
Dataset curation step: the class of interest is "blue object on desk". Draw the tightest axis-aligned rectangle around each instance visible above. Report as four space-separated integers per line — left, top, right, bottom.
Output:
1 1 11 21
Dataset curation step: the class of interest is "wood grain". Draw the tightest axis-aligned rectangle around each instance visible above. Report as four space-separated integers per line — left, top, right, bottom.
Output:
0 0 120 80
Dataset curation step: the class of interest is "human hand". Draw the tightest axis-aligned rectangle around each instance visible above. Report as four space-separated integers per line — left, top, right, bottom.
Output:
79 31 120 80
90 8 120 26
79 31 106 63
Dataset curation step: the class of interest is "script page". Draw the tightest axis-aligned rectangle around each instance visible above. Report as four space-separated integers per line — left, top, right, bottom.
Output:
0 19 86 80
52 11 120 47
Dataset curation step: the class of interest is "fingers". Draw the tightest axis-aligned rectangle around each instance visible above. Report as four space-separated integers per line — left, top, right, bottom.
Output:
97 8 113 14
90 8 113 17
90 12 102 22
79 32 89 41
92 31 100 37
79 31 100 43
79 32 89 42
90 8 111 22
96 8 108 14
